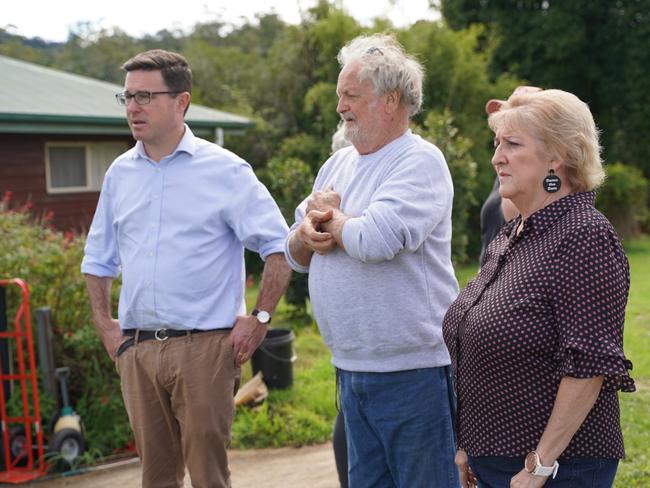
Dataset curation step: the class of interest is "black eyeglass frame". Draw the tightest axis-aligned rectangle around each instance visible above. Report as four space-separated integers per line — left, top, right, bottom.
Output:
115 90 183 106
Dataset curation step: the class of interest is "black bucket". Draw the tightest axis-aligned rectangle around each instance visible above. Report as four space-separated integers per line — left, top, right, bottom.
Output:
251 328 296 389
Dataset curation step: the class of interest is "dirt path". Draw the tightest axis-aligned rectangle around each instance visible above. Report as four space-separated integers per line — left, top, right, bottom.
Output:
27 442 339 488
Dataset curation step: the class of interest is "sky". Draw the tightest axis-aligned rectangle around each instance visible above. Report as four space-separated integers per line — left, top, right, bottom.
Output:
4 1 440 43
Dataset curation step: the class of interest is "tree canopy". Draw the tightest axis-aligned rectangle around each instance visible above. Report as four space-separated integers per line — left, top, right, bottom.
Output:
4 0 647 256
438 0 650 177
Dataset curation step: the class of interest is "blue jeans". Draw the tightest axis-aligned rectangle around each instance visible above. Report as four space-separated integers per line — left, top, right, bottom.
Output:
338 366 459 488
468 456 619 488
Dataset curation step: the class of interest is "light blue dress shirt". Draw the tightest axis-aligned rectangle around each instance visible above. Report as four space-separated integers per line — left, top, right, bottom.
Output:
81 126 289 331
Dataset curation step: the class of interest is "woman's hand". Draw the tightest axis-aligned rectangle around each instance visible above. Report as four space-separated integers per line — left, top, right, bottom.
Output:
455 449 477 487
510 468 549 487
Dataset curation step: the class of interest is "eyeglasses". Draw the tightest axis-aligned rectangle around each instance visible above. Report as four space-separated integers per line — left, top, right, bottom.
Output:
115 90 182 106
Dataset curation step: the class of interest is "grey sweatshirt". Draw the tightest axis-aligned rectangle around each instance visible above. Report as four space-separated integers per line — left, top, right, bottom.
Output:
286 130 458 372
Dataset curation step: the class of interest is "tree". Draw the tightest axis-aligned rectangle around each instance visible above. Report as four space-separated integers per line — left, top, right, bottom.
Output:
416 111 478 264
400 21 522 192
55 23 145 83
438 0 650 177
259 157 315 315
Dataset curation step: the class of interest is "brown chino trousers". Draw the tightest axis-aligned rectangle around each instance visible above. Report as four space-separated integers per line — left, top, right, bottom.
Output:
116 330 241 488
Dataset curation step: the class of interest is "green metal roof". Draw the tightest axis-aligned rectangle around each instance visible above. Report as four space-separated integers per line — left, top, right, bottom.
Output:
0 54 253 136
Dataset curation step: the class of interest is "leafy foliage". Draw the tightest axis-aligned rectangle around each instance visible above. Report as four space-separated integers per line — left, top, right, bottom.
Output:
260 157 314 222
0 197 130 455
439 0 650 178
416 111 478 264
596 163 649 239
259 157 315 313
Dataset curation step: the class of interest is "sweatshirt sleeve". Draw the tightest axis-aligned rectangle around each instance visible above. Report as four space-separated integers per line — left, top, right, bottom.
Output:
341 147 453 263
284 199 310 273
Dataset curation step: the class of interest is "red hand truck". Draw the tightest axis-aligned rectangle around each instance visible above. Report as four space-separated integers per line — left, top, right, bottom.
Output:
0 278 46 483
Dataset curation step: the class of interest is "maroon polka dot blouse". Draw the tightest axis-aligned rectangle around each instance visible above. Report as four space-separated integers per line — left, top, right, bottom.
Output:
443 191 635 459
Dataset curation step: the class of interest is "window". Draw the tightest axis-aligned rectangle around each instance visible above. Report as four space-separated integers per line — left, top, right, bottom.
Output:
45 142 127 194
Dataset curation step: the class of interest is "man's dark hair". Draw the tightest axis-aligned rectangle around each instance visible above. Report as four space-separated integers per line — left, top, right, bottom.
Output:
122 50 192 113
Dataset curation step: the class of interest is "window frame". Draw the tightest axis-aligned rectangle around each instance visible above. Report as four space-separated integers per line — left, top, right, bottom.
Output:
45 142 90 194
44 141 126 194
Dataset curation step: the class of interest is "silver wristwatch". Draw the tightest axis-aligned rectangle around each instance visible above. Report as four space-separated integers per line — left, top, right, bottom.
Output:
252 309 271 324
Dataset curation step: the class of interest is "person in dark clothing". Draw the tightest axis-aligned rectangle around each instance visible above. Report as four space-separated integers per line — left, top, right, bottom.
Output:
479 177 506 264
332 409 348 488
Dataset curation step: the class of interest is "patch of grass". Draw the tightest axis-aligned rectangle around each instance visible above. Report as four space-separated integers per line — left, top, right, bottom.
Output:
622 237 650 376
618 384 650 486
231 325 336 449
616 236 650 486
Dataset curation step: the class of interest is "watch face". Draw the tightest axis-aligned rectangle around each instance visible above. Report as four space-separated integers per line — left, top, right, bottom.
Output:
256 310 271 323
525 452 537 473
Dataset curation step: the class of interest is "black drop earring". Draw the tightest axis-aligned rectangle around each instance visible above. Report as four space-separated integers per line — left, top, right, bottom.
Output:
543 169 561 193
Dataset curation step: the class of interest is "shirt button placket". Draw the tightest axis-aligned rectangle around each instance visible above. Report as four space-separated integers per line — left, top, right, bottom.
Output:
147 164 164 308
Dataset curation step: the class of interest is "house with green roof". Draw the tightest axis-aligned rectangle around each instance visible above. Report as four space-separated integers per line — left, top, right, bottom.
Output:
0 54 253 230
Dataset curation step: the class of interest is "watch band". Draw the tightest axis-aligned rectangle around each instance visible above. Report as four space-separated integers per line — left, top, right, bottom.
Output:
525 451 559 479
532 461 559 478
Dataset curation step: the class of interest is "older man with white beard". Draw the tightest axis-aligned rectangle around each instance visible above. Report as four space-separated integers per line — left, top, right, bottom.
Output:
286 35 460 487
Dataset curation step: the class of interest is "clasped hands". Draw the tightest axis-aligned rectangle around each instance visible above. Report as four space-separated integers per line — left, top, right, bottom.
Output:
296 189 341 255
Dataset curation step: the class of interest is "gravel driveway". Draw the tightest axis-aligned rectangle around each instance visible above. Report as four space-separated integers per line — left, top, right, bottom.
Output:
28 442 338 488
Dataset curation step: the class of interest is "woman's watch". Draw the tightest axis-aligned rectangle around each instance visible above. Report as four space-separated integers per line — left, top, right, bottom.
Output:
252 309 272 325
525 451 559 478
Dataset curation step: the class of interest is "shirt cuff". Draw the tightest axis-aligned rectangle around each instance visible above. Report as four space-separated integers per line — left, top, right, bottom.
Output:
341 217 362 261
558 337 635 392
284 231 310 273
259 238 289 261
80 258 119 278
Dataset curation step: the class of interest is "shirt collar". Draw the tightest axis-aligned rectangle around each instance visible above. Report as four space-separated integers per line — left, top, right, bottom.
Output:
132 124 197 161
505 191 596 237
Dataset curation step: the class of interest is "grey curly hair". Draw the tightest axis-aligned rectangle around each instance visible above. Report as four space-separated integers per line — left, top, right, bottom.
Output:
337 34 424 117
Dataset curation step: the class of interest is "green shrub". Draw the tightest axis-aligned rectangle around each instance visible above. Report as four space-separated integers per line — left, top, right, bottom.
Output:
415 110 479 264
0 195 130 456
260 157 315 315
597 163 649 239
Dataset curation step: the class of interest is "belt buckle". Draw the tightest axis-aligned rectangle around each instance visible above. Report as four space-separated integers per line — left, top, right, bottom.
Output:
154 328 169 341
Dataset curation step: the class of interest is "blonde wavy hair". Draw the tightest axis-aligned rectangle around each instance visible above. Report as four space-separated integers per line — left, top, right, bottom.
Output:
488 89 605 191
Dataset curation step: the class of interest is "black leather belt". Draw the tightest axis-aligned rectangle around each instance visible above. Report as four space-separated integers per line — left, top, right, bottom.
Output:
123 328 220 342
116 328 232 358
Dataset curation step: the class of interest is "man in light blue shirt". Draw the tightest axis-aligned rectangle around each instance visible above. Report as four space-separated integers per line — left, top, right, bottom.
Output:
81 49 291 488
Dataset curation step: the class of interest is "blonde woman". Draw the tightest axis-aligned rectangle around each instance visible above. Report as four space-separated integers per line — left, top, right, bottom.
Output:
443 89 635 488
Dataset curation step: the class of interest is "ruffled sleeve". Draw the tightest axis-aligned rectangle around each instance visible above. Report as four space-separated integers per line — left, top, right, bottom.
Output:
556 336 635 392
550 222 635 393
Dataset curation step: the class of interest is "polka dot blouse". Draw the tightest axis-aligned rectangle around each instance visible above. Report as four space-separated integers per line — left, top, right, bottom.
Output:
442 191 635 459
